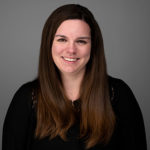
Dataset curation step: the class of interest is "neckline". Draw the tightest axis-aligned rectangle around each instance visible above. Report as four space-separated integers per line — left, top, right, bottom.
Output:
68 99 81 112
70 99 80 105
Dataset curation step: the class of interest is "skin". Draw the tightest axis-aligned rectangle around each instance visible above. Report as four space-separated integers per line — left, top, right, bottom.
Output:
52 19 91 100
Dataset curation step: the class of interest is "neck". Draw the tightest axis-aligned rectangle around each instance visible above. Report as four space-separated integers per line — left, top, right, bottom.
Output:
61 72 84 101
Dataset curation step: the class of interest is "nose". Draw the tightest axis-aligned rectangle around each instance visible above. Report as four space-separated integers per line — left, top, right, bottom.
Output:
67 42 77 55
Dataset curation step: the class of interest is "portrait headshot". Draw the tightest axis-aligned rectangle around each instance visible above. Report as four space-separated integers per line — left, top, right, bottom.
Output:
0 1 149 150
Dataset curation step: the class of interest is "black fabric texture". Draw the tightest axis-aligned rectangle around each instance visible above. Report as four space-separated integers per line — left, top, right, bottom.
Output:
2 76 147 150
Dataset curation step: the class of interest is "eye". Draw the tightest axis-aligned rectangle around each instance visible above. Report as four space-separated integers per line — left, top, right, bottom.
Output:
76 40 87 45
57 38 67 42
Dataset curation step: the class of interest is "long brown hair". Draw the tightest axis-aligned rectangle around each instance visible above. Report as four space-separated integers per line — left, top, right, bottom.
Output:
36 4 116 149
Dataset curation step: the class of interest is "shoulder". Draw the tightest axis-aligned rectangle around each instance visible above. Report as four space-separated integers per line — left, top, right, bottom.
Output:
108 75 135 100
8 79 39 114
15 79 39 95
108 75 142 118
4 79 39 129
108 75 130 90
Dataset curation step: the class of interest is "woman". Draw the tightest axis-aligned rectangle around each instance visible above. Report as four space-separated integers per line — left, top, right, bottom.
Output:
2 4 147 150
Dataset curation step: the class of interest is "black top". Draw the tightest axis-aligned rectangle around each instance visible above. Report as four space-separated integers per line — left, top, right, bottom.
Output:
2 76 147 150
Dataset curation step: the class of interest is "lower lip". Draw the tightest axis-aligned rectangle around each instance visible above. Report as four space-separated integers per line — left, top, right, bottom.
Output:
62 57 79 64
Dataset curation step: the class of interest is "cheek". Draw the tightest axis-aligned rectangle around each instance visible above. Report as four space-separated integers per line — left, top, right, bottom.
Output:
52 44 63 56
81 46 91 58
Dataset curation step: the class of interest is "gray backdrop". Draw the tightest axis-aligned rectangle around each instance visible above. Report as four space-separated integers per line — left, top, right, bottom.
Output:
0 0 150 149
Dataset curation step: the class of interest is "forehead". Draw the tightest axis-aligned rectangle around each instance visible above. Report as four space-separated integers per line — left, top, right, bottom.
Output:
55 19 91 36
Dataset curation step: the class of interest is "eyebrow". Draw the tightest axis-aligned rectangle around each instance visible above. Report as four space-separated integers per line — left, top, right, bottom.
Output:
55 35 91 40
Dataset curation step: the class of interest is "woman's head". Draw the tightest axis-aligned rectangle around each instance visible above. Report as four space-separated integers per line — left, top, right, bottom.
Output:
52 19 91 76
38 4 106 80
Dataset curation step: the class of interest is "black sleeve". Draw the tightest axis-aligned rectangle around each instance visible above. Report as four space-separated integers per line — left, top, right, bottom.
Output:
114 79 147 150
2 83 33 150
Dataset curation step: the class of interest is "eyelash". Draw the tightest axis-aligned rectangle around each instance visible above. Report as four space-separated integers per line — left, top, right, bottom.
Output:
57 38 87 44
57 38 67 42
77 40 87 44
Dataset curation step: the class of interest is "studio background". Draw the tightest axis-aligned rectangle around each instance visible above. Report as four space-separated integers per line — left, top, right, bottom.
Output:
0 0 149 149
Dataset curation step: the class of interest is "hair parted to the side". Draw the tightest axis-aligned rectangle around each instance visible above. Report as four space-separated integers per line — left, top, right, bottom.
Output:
36 4 116 149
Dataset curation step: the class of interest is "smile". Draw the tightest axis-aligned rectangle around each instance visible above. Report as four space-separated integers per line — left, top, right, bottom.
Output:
62 57 80 62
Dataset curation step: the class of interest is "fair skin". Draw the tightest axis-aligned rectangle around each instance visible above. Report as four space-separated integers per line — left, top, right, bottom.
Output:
52 19 91 100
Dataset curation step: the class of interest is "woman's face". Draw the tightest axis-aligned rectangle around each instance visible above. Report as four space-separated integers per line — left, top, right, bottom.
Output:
52 19 91 76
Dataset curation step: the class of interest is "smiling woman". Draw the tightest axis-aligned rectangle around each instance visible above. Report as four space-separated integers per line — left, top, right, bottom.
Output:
2 4 147 150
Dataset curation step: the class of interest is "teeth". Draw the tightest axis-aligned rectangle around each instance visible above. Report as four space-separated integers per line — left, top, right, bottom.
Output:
63 57 78 62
